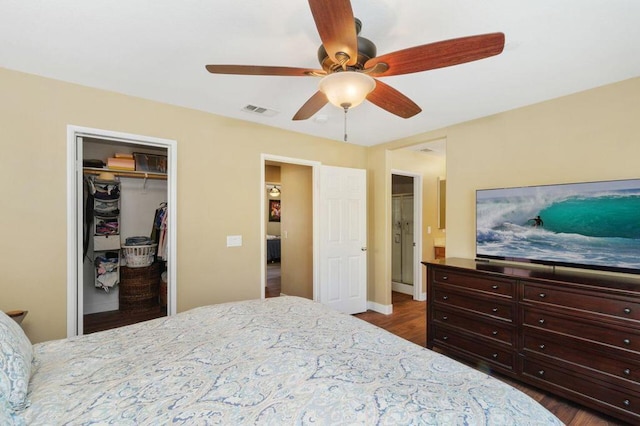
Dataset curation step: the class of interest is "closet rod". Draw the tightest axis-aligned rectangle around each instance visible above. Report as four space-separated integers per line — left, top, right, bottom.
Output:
83 167 167 180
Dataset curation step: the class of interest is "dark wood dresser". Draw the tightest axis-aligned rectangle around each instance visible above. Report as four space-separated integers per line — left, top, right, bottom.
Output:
424 258 640 424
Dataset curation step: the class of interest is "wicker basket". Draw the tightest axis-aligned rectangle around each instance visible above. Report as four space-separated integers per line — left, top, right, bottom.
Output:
119 263 160 312
122 243 157 268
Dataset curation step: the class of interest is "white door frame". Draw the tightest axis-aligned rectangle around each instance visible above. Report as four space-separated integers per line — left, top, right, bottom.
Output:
390 169 424 301
66 125 178 337
260 154 320 300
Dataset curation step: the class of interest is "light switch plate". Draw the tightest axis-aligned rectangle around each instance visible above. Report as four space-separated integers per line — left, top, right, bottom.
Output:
226 235 242 247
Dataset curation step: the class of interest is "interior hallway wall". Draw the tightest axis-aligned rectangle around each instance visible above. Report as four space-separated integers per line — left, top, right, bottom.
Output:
280 164 313 299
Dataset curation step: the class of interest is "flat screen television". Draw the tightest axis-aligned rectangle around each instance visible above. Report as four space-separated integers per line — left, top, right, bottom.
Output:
475 178 640 274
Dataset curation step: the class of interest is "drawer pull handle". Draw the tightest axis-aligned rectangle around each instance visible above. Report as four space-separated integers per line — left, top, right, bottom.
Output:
442 316 448 321
442 276 448 281
538 319 545 325
539 344 545 350
623 399 630 407
492 353 498 359
492 331 498 336
624 368 631 376
442 336 448 341
538 370 545 376
492 307 498 313
624 338 631 346
492 285 499 290
624 308 632 315
442 296 449 301
539 293 546 298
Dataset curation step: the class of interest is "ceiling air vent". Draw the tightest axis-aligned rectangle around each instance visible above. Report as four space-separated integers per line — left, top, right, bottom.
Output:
408 138 447 157
242 104 278 117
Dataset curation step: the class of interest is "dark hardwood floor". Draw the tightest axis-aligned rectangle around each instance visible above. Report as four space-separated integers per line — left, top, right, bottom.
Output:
266 262 281 298
355 292 627 426
84 306 166 334
86 262 283 334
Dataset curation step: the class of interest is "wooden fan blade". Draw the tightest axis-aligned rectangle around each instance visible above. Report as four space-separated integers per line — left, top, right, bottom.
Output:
206 64 325 77
367 79 421 119
292 91 328 120
365 33 505 77
308 0 358 67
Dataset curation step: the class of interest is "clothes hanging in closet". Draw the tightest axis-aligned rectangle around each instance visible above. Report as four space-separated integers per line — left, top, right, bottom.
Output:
151 203 168 261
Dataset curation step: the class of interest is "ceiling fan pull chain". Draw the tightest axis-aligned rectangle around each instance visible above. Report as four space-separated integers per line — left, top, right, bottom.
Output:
343 106 348 142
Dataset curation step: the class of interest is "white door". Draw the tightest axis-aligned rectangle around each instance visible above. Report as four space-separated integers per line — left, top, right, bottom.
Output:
319 165 367 314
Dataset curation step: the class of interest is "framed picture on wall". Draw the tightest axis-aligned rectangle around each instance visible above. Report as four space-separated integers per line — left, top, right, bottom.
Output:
269 200 281 222
133 152 168 173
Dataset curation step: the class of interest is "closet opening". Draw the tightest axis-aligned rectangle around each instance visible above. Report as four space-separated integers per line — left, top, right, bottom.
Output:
82 138 168 333
67 126 177 337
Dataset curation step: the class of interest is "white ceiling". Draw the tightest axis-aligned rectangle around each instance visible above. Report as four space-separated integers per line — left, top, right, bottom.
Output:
2 1 639 147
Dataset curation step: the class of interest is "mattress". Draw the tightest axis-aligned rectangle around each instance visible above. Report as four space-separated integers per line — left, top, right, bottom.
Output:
13 296 562 425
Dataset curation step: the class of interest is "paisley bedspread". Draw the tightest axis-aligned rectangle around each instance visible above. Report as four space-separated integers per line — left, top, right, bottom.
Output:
13 296 562 425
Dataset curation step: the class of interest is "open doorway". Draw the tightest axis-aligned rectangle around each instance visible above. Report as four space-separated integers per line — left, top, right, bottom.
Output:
390 171 423 301
265 165 282 298
392 175 415 291
261 156 319 300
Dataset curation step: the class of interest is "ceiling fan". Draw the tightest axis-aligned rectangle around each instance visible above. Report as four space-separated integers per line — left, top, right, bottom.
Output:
206 0 505 121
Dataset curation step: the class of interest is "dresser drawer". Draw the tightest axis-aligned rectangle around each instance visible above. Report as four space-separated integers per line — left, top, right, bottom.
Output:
522 307 640 353
522 357 640 420
433 308 515 345
522 282 640 322
432 269 514 298
434 288 514 321
523 331 640 386
434 326 515 371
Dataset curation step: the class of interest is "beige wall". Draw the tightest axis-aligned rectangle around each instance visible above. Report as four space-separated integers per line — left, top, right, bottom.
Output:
280 164 313 299
265 165 281 183
0 67 367 343
365 147 390 305
375 77 640 279
368 77 640 305
445 78 640 260
3 66 638 342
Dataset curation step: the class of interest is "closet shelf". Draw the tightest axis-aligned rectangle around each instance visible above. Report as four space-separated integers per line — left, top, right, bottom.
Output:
83 167 167 180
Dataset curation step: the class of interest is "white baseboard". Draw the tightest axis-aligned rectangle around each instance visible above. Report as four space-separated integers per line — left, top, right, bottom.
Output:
367 300 393 315
416 292 427 301
391 281 414 295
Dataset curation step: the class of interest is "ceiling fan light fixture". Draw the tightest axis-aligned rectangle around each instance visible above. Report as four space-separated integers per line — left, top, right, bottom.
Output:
319 71 376 110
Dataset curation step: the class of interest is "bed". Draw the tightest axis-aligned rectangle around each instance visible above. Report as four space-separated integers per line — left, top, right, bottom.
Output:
2 297 562 425
266 236 281 263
